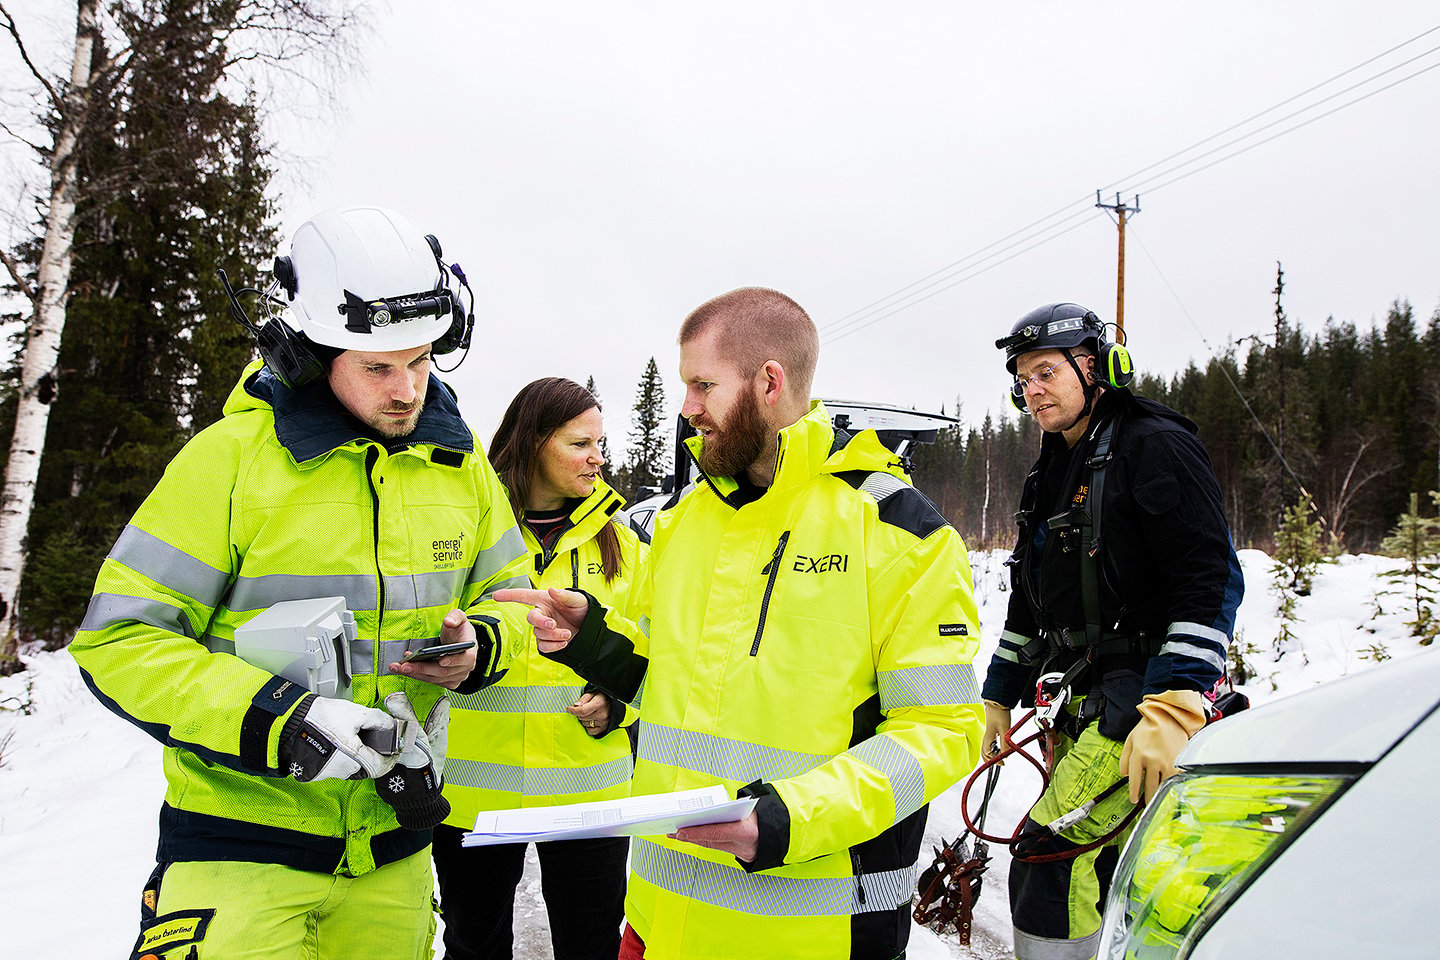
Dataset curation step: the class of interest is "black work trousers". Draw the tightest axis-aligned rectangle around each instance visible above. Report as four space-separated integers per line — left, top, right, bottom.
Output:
432 823 628 960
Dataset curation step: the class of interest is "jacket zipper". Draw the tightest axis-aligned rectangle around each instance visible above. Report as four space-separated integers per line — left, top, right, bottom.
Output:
750 531 790 656
851 849 866 904
365 447 386 647
571 549 580 589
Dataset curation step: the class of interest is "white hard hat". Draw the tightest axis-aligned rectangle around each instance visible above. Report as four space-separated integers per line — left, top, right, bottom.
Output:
283 206 458 352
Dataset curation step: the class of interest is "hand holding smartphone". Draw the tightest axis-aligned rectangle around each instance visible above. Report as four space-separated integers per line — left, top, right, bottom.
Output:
398 640 476 664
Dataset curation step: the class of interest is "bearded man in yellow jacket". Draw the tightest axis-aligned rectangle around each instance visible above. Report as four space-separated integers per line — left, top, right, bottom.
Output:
499 287 984 960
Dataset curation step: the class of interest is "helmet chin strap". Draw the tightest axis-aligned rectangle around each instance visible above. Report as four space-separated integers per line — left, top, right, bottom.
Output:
1059 348 1100 433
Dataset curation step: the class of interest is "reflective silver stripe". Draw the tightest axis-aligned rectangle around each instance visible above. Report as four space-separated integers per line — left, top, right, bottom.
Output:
108 525 230 603
204 635 235 656
879 663 981 709
637 615 651 638
467 527 527 588
1167 621 1231 648
372 637 440 673
351 637 375 674
631 839 914 916
857 472 907 501
443 754 633 795
79 592 197 638
638 723 829 782
227 574 376 614
1158 639 1227 673
847 736 926 822
385 569 469 611
1014 925 1101 960
476 573 532 599
450 684 585 713
994 630 1034 664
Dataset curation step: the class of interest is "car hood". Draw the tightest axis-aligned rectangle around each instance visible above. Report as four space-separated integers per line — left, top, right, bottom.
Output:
1181 648 1440 766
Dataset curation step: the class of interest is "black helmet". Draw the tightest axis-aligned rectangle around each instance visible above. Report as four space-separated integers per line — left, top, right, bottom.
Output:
995 302 1103 374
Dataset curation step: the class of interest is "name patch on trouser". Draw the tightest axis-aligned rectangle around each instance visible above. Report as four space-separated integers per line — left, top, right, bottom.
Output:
131 909 214 958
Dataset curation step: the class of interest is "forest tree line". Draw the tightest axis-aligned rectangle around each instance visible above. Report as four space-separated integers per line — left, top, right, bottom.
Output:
2 11 1436 654
906 300 1440 552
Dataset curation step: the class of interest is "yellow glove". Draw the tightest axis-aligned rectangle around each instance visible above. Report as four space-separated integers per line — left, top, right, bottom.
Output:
1119 690 1207 804
982 699 1013 761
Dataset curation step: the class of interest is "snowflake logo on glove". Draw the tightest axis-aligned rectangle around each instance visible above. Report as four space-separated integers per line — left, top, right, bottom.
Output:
289 762 306 778
387 774 407 793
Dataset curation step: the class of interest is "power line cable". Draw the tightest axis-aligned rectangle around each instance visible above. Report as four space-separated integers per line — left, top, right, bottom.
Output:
1117 42 1440 198
815 196 1092 333
1093 24 1440 196
1124 221 1326 525
824 23 1440 341
820 207 1097 344
1132 55 1440 197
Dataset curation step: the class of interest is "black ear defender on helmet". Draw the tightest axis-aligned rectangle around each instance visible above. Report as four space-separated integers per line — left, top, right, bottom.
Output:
424 234 476 362
218 263 329 391
996 302 1134 412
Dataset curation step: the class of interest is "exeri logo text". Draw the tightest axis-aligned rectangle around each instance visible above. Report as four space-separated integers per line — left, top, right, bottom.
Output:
792 553 849 574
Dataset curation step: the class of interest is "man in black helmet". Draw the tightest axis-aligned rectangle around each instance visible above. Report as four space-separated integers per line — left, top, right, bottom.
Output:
983 303 1243 960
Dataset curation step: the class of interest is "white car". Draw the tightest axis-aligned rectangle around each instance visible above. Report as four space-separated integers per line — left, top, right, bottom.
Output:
1097 649 1440 959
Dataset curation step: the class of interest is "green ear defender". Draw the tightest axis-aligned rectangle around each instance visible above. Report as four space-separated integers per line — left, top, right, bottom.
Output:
1100 340 1134 389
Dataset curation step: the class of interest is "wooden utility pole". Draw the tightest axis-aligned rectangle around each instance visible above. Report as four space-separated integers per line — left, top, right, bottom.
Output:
1095 191 1140 335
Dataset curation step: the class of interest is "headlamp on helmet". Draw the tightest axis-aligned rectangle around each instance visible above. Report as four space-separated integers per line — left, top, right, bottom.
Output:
219 205 476 390
997 302 1134 412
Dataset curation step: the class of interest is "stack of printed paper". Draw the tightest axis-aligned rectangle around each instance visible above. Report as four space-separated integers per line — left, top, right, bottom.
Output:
462 785 757 847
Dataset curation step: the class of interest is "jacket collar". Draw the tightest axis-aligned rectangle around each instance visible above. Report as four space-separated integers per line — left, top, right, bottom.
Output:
243 364 475 464
685 400 908 502
524 480 624 569
1037 388 1198 461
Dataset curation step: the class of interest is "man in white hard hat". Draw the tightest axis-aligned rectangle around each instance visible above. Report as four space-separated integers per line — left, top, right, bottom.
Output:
71 206 532 958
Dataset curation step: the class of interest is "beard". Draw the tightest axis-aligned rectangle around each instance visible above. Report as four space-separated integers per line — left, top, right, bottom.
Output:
695 390 769 479
367 400 425 439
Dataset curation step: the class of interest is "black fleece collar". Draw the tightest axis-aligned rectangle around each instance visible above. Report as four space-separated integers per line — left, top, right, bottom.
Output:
247 365 475 463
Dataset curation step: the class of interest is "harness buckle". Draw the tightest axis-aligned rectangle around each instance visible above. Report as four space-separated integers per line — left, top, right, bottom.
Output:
1033 672 1070 725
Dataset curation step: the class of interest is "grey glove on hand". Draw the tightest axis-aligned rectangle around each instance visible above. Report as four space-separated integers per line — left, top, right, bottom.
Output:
280 695 402 783
373 692 451 830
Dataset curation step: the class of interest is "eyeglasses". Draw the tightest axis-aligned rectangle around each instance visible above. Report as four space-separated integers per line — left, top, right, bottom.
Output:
1011 363 1064 398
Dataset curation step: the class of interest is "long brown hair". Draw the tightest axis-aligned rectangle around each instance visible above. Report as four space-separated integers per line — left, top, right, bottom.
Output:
490 377 622 582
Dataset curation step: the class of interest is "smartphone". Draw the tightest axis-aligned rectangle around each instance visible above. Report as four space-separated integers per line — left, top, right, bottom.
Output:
358 723 402 756
399 640 477 664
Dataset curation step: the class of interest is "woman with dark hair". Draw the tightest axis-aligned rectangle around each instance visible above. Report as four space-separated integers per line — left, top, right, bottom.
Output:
434 377 645 960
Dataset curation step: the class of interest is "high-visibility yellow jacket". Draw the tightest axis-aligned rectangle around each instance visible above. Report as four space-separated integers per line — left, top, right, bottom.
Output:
548 402 984 960
70 361 532 877
443 478 646 825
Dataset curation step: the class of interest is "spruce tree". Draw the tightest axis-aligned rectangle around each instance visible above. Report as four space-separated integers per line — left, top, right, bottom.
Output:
626 357 667 498
586 375 611 467
1378 492 1440 645
12 4 284 646
0 0 361 664
1270 496 1328 660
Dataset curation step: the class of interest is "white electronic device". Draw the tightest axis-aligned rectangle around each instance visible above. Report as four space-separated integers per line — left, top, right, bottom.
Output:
233 596 356 699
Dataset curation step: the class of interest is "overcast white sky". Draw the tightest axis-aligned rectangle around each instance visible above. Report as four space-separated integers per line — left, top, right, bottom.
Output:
6 2 1440 453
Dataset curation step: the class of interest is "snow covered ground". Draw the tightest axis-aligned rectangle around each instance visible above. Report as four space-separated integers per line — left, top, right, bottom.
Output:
0 548 1430 957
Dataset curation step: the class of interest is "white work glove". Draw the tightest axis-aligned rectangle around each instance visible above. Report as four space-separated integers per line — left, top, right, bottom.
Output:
1119 689 1208 803
982 699 1013 761
373 692 451 830
280 695 402 783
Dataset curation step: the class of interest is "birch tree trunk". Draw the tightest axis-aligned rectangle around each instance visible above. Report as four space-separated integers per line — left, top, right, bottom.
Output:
0 0 99 665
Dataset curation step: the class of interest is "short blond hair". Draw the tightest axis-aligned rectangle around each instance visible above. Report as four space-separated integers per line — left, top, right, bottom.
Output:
678 287 819 398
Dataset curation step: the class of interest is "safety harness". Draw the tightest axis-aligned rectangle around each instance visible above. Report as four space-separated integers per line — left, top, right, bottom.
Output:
1006 409 1164 743
914 405 1250 941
